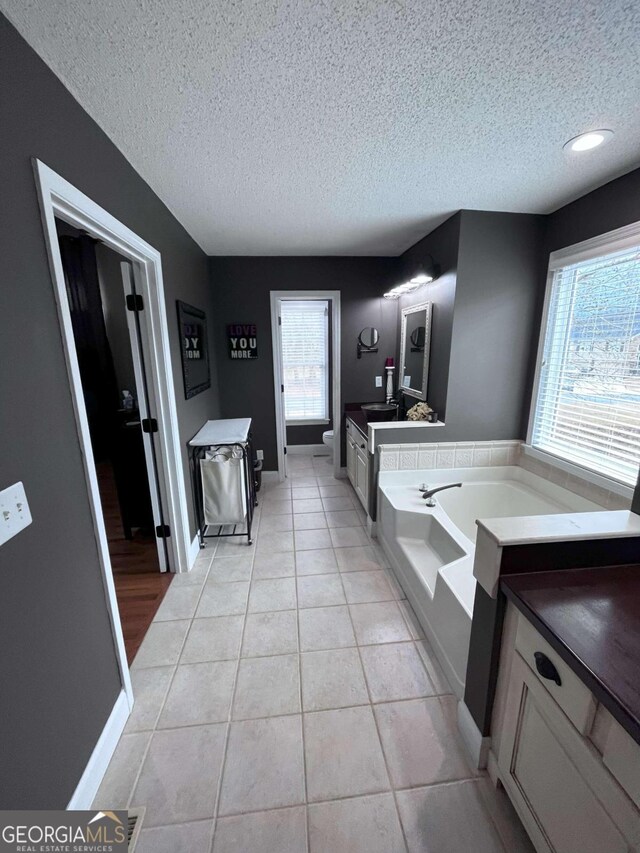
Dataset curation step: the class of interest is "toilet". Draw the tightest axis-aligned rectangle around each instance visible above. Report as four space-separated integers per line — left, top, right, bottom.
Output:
322 429 334 461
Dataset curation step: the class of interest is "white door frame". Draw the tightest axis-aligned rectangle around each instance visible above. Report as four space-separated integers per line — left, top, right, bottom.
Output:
270 290 341 480
33 159 193 704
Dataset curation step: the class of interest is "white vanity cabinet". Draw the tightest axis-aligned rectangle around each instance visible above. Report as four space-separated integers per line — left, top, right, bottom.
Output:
493 608 640 853
345 419 368 511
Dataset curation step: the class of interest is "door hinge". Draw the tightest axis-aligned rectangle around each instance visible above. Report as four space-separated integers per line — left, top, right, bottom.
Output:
156 524 170 538
284 447 287 455
281 384 285 393
278 316 282 326
126 293 144 311
142 418 158 433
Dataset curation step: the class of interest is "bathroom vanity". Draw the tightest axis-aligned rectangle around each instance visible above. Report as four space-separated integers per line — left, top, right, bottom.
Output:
490 566 640 853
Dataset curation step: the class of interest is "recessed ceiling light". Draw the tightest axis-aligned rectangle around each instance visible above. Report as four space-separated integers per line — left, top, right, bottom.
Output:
564 129 614 152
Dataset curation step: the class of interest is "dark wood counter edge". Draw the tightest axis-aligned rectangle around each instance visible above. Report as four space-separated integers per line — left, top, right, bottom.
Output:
501 578 640 747
345 412 367 440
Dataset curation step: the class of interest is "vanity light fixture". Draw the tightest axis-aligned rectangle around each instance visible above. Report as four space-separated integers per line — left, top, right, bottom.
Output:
563 129 614 152
383 256 440 299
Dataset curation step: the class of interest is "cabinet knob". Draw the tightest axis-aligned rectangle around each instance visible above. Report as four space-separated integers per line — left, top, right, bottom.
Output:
360 443 365 449
534 651 562 687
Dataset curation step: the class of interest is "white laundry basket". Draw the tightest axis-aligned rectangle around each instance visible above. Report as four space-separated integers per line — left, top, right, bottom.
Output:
200 445 247 526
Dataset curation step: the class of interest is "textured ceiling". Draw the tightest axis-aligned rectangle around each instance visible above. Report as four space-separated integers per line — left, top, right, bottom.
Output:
3 0 640 255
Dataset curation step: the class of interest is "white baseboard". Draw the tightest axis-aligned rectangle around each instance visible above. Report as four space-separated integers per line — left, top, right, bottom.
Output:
187 533 200 570
67 689 130 809
287 443 329 455
457 699 491 769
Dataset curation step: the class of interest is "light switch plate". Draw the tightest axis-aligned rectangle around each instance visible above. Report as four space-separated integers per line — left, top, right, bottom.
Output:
0 481 32 547
375 376 383 388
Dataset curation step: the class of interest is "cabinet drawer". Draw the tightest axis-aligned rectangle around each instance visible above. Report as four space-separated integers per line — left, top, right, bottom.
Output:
515 615 596 735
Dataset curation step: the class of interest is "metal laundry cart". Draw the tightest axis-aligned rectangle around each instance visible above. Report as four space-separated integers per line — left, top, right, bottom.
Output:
189 418 258 547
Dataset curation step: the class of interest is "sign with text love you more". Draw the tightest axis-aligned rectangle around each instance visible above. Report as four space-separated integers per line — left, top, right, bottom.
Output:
228 323 258 360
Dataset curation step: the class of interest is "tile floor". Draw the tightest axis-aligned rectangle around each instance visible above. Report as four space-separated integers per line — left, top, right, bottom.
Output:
94 452 533 853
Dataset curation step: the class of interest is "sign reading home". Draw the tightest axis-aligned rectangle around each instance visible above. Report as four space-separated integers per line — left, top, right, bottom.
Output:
0 810 128 852
228 324 258 360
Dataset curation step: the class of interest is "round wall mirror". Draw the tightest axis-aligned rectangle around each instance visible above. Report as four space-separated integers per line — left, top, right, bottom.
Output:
410 326 426 349
358 327 379 348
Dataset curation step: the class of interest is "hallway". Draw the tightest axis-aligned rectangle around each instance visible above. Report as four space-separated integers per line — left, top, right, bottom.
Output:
93 454 531 853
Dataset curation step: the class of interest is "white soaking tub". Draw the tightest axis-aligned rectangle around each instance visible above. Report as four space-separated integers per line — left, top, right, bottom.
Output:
377 465 602 698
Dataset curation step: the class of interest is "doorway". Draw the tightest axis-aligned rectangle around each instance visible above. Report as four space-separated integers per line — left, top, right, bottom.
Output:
56 222 171 662
270 291 341 480
35 160 193 704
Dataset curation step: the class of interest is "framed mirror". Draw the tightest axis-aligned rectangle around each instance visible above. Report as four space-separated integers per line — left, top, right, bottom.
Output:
357 326 379 358
399 301 432 399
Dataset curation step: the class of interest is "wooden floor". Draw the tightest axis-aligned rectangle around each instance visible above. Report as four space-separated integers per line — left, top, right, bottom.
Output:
97 461 172 664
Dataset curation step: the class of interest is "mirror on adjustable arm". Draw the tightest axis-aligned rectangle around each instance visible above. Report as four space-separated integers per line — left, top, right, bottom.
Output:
357 326 379 359
399 301 432 400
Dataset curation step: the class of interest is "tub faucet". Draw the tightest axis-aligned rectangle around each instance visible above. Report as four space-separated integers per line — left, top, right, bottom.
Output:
421 482 462 507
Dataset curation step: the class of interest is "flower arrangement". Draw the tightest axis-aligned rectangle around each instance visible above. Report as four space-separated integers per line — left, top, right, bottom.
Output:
406 401 433 421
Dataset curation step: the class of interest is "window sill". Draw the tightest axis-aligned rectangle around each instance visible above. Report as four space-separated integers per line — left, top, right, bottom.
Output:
523 445 635 500
286 419 330 427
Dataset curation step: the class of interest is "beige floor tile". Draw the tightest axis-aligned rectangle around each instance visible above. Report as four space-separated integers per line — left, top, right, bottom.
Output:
396 780 506 853
213 806 307 853
297 574 346 608
308 793 405 853
318 484 351 497
261 499 294 517
180 615 244 663
304 705 390 801
293 498 324 513
292 486 321 500
325 509 362 528
208 555 253 583
92 731 151 809
256 530 295 553
382 567 407 600
330 526 370 548
294 528 332 551
132 620 190 669
253 550 296 578
321 495 354 511
335 546 384 572
153 585 202 622
249 577 297 612
349 602 413 645
298 605 356 651
125 666 174 732
213 537 255 556
242 610 299 657
218 715 305 815
341 570 395 604
360 642 435 702
195 581 249 618
288 475 318 486
293 511 328 530
131 724 226 826
295 548 338 575
158 661 236 728
374 696 474 788
258 514 294 534
171 556 211 587
136 820 213 853
233 654 300 719
301 648 369 711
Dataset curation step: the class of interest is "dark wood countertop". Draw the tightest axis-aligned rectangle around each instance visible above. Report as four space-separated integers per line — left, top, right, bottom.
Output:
502 564 640 745
345 410 369 437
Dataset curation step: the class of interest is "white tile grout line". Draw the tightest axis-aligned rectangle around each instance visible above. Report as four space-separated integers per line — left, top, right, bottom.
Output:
336 565 411 853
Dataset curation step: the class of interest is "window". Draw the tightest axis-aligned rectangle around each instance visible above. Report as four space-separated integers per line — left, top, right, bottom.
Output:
280 300 329 423
530 235 640 488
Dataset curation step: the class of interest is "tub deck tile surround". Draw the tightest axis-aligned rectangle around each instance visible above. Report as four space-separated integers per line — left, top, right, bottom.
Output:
94 451 532 853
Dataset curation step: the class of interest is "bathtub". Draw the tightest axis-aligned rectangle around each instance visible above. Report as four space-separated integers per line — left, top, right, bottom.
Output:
378 465 602 698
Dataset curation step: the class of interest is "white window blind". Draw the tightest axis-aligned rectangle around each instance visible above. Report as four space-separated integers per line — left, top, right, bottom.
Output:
531 244 640 487
280 300 329 422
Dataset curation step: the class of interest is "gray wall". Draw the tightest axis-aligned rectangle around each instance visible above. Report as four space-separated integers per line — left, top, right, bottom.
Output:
383 210 545 446
210 257 398 469
0 15 219 808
